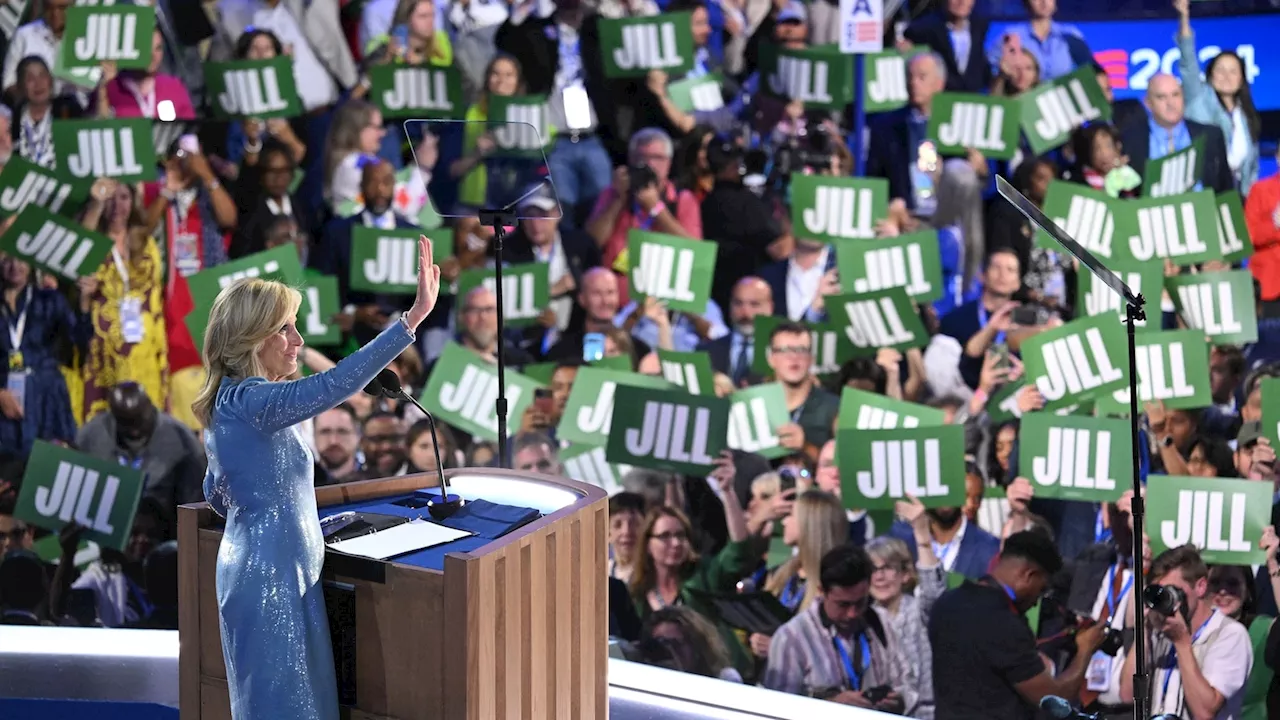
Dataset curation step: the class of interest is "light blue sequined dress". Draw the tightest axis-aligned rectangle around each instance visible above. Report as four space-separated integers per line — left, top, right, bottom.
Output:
202 322 415 720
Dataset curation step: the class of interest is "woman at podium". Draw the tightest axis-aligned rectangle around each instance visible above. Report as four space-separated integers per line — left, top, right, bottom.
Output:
193 236 440 720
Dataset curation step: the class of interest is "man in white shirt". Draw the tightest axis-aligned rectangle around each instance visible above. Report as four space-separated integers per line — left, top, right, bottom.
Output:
1120 545 1252 720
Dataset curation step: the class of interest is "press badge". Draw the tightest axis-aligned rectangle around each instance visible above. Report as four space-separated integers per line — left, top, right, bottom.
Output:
5 369 27 411
121 297 145 344
172 232 201 277
1085 651 1113 692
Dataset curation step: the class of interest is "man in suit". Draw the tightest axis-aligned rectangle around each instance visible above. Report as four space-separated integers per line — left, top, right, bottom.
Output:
699 277 774 387
312 160 418 343
889 501 1001 581
904 0 992 94
502 192 602 357
757 236 834 323
866 52 950 217
1121 73 1234 195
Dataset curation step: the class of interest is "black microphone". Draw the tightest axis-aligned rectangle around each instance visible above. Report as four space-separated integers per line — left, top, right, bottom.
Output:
1039 695 1097 720
362 376 384 397
373 368 464 520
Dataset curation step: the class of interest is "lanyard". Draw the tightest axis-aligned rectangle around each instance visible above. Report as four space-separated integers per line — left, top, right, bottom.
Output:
832 632 871 691
112 247 131 296
1095 507 1112 545
20 111 52 165
651 588 680 610
1159 610 1216 710
779 575 805 610
122 78 157 118
1104 564 1133 619
977 302 1006 346
3 285 31 355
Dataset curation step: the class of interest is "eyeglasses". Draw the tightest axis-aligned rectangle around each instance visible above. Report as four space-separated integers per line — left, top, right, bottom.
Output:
871 564 903 576
262 166 293 176
651 531 687 544
464 305 498 315
770 345 812 356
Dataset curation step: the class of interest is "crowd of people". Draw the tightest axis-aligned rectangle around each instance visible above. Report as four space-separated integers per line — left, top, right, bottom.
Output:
0 0 1278 718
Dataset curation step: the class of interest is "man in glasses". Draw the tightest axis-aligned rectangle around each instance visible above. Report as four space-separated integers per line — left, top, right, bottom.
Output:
765 322 838 465
764 544 916 713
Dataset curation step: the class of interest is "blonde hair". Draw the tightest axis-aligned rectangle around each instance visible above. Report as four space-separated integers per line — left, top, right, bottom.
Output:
765 490 846 610
193 279 302 425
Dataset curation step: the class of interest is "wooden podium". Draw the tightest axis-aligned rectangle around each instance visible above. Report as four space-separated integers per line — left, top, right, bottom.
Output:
178 469 610 720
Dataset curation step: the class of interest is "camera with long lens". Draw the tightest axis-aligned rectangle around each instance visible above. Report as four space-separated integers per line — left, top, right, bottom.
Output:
1143 583 1189 622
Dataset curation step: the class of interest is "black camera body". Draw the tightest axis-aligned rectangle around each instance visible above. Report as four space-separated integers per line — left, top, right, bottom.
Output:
1144 583 1189 622
1096 625 1125 657
628 164 658 195
1011 303 1053 327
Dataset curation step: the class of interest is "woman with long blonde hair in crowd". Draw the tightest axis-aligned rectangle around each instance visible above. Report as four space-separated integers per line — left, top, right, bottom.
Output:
196 236 439 720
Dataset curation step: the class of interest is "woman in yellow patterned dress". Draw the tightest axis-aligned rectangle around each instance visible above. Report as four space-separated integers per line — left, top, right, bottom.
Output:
79 179 168 421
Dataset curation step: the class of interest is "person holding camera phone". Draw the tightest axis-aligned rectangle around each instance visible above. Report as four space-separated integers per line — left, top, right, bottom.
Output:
1119 545 1252 720
764 545 918 714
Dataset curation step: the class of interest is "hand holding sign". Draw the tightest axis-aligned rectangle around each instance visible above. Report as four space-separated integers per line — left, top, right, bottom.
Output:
1006 476 1034 513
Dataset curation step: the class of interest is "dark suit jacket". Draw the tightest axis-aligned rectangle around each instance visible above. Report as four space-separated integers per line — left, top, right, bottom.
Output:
890 519 1001 581
697 331 766 387
1120 118 1234 195
758 260 791 319
903 12 993 94
865 107 916 210
229 194 307 259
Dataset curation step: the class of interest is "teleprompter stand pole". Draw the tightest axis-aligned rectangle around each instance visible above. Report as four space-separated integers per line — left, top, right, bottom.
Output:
1125 298 1149 720
477 208 517 469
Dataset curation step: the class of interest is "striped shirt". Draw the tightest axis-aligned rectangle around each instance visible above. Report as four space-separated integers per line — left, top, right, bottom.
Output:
763 601 919 713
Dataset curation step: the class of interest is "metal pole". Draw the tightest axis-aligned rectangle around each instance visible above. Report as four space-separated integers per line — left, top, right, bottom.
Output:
1125 302 1149 720
852 54 868 176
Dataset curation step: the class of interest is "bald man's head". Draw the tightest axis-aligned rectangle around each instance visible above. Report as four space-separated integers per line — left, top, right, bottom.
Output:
109 382 158 449
730 277 774 334
1145 73 1185 129
578 267 620 324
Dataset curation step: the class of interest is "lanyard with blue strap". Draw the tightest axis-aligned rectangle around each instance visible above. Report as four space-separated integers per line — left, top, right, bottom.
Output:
1159 610 1216 711
779 575 805 610
1095 507 1112 545
125 574 155 619
1104 564 1133 619
977 302 1006 346
832 632 872 691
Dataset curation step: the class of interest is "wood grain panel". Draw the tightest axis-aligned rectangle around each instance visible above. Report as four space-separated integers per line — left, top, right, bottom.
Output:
178 505 201 719
181 470 608 720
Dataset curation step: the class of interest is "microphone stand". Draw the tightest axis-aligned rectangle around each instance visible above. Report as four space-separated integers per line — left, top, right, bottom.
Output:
375 369 463 519
477 208 516 469
1125 299 1149 720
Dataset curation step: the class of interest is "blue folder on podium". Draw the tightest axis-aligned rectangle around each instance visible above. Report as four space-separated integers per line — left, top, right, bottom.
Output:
320 491 540 571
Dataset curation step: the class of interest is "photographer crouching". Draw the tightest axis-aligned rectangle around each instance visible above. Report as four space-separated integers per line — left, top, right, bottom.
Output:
1119 546 1252 719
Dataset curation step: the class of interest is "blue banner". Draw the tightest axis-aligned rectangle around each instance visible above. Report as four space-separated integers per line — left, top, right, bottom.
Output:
990 15 1280 110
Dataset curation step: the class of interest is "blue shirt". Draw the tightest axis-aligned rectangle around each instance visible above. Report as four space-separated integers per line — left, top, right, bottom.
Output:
907 109 936 217
615 299 729 352
1148 115 1202 191
986 22 1087 82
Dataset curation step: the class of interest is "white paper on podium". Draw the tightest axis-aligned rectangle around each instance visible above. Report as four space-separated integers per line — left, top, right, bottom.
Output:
327 519 474 560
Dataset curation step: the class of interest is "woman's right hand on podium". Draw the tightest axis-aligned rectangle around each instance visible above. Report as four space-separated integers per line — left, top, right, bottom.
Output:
405 235 441 330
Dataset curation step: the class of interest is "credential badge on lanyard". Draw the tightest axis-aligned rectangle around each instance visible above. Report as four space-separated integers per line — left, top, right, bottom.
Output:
113 248 145 345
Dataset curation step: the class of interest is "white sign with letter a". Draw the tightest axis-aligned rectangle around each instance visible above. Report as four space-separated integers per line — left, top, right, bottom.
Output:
839 0 883 54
